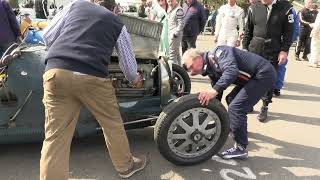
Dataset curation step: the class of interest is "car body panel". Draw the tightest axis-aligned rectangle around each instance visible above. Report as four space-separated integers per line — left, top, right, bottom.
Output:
0 45 172 144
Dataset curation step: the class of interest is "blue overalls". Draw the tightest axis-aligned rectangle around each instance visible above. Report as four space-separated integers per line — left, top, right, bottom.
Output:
202 46 276 147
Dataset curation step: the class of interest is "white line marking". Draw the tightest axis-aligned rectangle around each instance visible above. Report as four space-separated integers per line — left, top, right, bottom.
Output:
220 167 257 180
212 155 239 166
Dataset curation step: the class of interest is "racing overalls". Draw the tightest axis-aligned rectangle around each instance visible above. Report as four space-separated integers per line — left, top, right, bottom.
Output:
167 4 184 65
202 46 276 147
215 4 244 47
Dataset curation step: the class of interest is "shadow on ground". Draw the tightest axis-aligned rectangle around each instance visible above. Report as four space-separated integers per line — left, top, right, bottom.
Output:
0 127 319 180
276 94 320 102
267 112 320 126
247 132 320 180
283 82 320 96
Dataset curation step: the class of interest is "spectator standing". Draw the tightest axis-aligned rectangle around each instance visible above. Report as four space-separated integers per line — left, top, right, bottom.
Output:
210 9 218 35
138 0 148 18
242 0 294 122
204 4 210 20
274 6 300 96
167 0 184 65
295 0 318 61
309 12 320 68
0 0 21 56
148 0 169 57
35 0 49 19
214 0 244 47
181 0 206 54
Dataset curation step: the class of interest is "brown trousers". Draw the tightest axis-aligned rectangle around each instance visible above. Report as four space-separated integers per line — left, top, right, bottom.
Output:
40 69 133 180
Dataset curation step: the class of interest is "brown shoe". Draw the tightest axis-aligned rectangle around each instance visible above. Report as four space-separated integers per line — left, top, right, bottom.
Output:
118 155 147 179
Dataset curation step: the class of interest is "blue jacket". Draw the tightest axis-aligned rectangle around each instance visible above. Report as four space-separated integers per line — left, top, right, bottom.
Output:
203 46 275 93
292 8 299 42
182 0 206 37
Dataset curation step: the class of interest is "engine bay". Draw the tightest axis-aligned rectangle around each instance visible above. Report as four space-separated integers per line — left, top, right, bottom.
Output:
109 58 159 99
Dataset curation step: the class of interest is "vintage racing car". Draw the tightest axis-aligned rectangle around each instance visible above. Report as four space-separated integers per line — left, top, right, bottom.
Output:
0 14 229 166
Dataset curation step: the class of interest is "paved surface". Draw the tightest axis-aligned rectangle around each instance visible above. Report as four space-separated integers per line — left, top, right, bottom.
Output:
0 35 319 180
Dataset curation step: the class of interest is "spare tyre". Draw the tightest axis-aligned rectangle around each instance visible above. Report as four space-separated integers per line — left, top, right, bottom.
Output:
154 94 229 165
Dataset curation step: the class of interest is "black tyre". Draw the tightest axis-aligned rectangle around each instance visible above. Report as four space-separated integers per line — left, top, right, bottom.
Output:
172 64 191 96
154 94 229 165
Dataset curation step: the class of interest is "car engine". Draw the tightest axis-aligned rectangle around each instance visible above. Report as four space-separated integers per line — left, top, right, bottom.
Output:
109 61 157 99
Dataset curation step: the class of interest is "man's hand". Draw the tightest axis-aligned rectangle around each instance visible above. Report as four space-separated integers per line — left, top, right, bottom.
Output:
239 33 244 40
235 40 241 47
198 89 219 106
278 51 288 65
132 72 143 88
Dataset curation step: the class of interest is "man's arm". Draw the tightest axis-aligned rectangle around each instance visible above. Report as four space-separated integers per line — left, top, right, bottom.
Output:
115 26 139 83
299 8 311 26
3 1 21 39
211 48 239 94
242 6 254 50
214 7 222 39
281 7 294 53
238 8 245 37
43 2 73 48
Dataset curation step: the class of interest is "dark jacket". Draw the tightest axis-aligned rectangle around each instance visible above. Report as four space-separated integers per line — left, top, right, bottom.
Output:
0 0 20 45
299 7 318 31
242 0 294 62
45 0 124 78
35 0 48 19
138 4 147 18
202 46 275 93
182 0 206 37
211 10 218 30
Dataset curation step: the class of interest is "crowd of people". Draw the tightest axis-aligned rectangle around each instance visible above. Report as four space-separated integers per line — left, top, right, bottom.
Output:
0 0 320 179
137 0 207 65
137 0 320 163
296 0 319 68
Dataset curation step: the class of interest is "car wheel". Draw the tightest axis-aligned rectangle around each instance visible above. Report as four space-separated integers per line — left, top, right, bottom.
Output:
154 94 229 165
172 64 191 96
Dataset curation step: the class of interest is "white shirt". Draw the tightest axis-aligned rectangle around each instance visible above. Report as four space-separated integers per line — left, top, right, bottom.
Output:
215 4 244 38
266 0 277 20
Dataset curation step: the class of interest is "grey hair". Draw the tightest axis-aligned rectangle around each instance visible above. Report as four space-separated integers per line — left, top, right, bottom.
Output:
182 48 204 64
94 0 116 11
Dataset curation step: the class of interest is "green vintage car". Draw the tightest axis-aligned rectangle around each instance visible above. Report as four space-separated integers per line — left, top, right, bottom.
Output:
0 15 229 166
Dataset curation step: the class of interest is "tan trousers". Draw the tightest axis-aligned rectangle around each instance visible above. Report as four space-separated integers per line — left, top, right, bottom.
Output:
40 69 133 180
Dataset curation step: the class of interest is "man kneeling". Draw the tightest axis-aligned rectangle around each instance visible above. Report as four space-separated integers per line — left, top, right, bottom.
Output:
182 46 276 159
